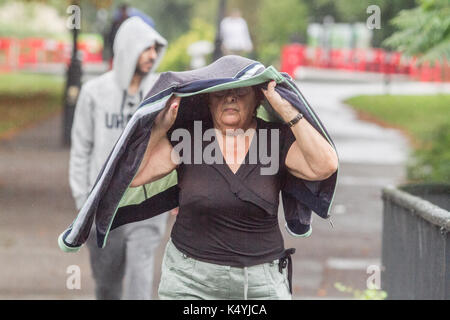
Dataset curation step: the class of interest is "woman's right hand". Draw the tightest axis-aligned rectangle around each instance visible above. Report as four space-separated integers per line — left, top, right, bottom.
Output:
153 95 181 133
131 95 181 188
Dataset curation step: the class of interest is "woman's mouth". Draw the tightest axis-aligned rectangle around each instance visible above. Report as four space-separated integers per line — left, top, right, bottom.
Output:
223 107 238 112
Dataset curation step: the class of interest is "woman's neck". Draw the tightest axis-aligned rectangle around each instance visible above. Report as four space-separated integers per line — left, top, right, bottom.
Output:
216 118 257 137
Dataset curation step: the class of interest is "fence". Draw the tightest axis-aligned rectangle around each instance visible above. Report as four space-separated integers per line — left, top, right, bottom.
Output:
281 44 450 82
0 36 103 72
381 184 450 299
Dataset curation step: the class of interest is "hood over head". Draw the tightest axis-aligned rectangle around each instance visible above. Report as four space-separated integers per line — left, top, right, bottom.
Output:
112 16 167 90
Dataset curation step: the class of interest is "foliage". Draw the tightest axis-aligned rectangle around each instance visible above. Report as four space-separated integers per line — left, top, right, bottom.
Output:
111 0 198 42
334 282 387 300
303 0 417 48
408 123 450 183
256 0 308 66
0 72 63 138
157 19 215 72
0 0 66 38
344 94 450 183
384 0 450 63
253 0 416 64
5 0 422 63
0 72 63 96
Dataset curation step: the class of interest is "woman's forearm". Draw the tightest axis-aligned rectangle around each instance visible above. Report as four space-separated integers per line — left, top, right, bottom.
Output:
131 96 181 187
131 126 168 186
289 116 337 178
277 104 337 179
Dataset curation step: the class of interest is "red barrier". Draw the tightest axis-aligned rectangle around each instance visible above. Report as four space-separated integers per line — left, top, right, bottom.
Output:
78 41 103 64
314 47 325 68
0 38 13 72
444 61 450 82
373 49 386 73
17 38 45 67
341 49 353 70
280 44 449 82
330 49 343 69
0 36 103 71
350 49 367 71
420 62 433 82
409 57 419 80
280 44 305 77
390 52 402 73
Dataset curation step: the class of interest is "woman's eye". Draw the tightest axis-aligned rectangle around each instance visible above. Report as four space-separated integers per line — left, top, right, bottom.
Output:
236 88 250 96
212 91 226 98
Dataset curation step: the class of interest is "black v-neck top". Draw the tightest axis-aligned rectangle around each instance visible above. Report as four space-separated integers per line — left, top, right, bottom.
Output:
170 117 296 267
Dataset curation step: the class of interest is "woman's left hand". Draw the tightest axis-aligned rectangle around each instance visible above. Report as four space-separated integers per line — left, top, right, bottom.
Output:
261 81 298 122
262 80 338 181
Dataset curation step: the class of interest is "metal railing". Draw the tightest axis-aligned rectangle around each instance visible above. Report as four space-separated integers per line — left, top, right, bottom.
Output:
381 183 450 299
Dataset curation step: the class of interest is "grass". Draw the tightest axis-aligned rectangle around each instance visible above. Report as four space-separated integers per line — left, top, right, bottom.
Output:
344 94 450 183
344 94 450 144
0 72 64 138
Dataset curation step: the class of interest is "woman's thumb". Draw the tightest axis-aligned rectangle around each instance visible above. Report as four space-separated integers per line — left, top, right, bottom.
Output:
167 101 178 121
171 101 178 112
169 96 181 110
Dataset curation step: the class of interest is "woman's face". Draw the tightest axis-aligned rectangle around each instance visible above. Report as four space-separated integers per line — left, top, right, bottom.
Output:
208 86 257 131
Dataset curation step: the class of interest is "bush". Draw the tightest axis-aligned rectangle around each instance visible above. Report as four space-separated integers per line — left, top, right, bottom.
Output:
157 18 215 72
407 123 450 183
334 282 387 300
256 0 308 66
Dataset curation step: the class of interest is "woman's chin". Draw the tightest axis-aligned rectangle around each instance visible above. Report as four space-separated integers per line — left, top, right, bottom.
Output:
220 115 241 127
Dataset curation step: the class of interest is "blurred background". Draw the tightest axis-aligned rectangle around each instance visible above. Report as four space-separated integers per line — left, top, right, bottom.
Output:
0 0 448 300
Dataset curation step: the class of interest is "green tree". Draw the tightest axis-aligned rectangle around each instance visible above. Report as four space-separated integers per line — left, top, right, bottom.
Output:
384 0 450 62
303 0 417 47
256 0 308 66
157 18 215 71
111 0 198 42
408 123 450 183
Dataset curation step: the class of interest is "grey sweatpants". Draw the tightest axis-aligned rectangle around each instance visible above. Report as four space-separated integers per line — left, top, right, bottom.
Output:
158 238 292 300
86 213 168 300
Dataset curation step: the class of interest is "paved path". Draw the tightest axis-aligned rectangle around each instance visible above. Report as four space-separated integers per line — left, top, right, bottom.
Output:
0 74 447 299
0 115 94 299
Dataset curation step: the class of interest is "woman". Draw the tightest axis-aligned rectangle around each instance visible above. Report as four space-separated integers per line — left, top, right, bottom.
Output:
130 80 338 300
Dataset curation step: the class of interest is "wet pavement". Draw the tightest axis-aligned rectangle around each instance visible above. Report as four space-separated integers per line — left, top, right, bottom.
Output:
0 72 448 299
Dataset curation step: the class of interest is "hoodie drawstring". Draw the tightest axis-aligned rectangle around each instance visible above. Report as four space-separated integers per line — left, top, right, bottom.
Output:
119 89 127 120
120 89 142 125
243 266 249 300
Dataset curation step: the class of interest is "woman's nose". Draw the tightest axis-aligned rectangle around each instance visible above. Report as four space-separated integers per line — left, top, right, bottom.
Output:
225 90 237 102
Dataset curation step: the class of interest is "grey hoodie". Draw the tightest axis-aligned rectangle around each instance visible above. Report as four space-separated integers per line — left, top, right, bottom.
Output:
69 17 167 210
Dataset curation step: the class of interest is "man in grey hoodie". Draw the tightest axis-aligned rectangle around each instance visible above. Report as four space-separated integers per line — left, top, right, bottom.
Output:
69 17 168 300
